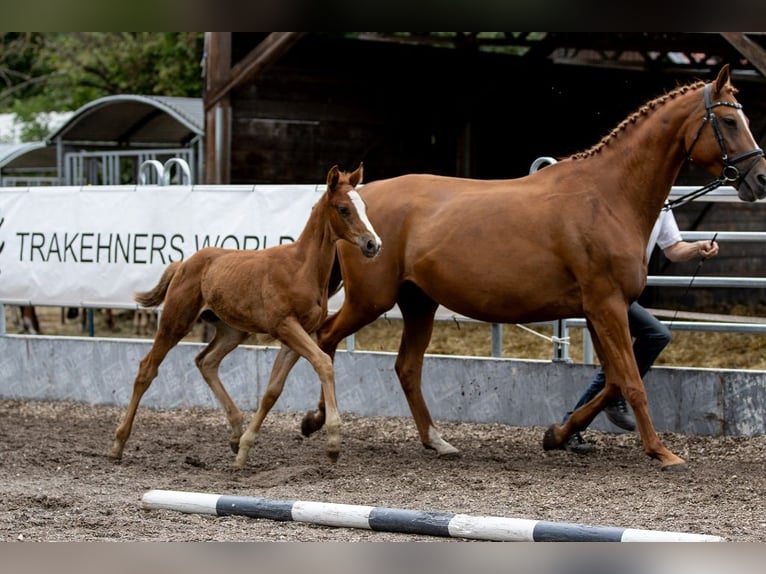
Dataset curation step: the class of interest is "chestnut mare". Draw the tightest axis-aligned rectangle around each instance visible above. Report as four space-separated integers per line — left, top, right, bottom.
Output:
292 65 765 470
109 164 382 466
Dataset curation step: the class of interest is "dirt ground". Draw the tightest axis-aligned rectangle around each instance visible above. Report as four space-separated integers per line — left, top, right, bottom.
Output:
1 398 764 542
2 306 766 542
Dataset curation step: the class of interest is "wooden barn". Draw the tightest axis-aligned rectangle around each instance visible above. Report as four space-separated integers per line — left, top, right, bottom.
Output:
202 32 766 311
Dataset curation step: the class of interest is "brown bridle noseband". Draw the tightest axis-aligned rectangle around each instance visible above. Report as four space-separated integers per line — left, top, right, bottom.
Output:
667 82 765 210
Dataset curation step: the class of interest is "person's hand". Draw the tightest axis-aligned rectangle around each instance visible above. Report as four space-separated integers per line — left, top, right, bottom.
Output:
698 240 719 259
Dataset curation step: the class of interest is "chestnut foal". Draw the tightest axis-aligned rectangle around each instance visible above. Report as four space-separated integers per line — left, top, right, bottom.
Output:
109 163 381 466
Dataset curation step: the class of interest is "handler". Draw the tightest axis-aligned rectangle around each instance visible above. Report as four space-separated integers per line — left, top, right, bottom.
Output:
563 208 720 453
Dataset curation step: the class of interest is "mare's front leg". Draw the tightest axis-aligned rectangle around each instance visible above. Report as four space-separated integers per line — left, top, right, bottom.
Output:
548 299 685 470
234 344 300 467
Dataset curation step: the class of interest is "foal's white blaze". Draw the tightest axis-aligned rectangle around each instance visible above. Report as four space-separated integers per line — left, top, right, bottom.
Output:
349 190 382 249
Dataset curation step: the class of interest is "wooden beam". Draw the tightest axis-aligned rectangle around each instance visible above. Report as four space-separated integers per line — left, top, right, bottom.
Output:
720 32 766 79
203 33 232 184
205 32 306 111
204 32 231 95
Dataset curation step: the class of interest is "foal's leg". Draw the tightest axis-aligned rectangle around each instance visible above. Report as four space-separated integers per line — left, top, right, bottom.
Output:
234 344 301 467
396 284 459 457
276 318 342 461
194 319 249 453
301 305 381 437
110 303 200 459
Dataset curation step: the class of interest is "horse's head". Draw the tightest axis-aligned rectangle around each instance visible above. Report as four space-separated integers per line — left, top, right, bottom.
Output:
686 64 766 202
325 163 381 257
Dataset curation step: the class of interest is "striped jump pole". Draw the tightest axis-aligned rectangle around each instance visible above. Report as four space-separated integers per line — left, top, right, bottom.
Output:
141 489 722 542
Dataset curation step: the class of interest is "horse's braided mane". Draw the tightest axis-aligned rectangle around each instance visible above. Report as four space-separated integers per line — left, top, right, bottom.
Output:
567 80 709 161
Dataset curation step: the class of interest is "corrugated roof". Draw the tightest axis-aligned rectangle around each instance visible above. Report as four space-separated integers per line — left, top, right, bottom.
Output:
47 94 203 146
0 142 55 169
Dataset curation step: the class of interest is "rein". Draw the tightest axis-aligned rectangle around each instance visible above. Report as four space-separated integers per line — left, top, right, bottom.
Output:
668 83 765 211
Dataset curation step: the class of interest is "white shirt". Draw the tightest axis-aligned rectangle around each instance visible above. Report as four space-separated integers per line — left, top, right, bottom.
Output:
646 209 682 260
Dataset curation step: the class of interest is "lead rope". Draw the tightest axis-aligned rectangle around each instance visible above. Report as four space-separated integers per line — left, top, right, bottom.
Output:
513 322 570 348
668 232 718 330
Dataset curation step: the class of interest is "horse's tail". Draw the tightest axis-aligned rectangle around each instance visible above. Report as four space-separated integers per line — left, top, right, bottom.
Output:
134 262 181 307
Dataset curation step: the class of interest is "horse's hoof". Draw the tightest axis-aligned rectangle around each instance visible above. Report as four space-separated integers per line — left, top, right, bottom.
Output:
108 444 124 460
432 441 461 459
229 440 240 454
660 460 688 472
436 449 461 460
542 426 562 451
301 411 323 437
327 450 340 463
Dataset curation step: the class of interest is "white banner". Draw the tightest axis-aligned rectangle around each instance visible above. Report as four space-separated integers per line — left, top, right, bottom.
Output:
0 184 325 307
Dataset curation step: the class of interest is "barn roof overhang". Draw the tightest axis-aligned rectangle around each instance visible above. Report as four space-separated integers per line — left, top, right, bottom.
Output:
346 32 766 79
203 33 766 115
0 142 56 171
46 94 204 148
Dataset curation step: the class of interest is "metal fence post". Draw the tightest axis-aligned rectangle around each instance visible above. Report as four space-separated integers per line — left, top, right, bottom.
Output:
583 328 594 364
552 319 570 362
491 323 503 357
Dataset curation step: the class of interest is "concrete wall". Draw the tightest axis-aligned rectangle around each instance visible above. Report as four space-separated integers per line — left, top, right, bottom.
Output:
1 334 764 436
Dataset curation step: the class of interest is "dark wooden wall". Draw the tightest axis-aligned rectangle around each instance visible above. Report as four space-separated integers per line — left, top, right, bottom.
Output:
229 35 766 183
227 34 766 312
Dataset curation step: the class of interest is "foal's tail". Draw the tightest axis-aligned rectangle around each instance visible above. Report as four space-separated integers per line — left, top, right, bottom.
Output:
134 262 181 307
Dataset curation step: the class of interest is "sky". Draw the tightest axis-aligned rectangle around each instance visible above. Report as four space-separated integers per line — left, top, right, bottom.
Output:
0 112 73 143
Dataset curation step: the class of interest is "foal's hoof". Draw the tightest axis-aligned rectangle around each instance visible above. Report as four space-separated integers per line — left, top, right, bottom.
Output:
229 440 240 455
327 450 340 463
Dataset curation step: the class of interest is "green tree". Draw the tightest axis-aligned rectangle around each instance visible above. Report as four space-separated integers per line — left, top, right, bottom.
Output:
1 32 204 141
0 33 51 109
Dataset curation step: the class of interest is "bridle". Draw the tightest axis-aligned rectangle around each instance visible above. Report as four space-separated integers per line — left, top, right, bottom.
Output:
665 82 764 210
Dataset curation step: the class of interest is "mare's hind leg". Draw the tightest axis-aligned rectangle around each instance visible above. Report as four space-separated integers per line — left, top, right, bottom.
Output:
110 302 200 460
234 344 301 467
194 318 249 453
396 283 459 457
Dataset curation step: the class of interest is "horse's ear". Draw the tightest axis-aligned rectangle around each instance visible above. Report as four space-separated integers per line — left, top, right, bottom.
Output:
349 162 363 187
714 64 731 95
327 165 340 191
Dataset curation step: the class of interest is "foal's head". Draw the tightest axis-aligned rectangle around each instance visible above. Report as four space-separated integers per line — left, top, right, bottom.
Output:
324 163 381 257
685 64 766 202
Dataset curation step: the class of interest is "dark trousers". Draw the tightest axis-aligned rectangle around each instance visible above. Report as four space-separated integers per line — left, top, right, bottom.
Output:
563 301 672 425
